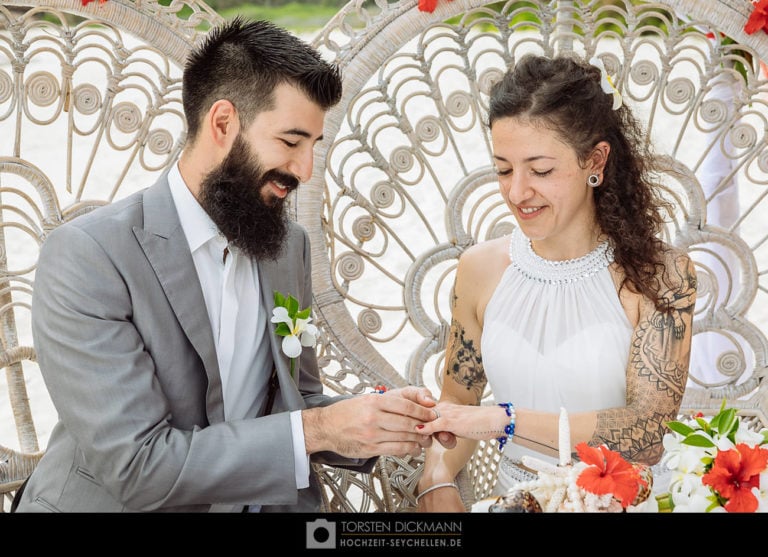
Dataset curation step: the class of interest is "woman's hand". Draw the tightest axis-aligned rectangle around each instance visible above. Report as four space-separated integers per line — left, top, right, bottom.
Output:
418 402 509 441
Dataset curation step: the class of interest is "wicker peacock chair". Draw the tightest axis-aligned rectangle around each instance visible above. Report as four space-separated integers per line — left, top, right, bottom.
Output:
1 0 767 512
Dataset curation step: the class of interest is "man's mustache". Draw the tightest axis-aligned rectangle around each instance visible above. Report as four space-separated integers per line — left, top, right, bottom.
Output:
262 169 299 194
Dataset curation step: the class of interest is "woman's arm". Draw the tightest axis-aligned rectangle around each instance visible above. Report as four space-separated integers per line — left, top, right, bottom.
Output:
417 244 512 511
419 246 698 473
589 248 697 464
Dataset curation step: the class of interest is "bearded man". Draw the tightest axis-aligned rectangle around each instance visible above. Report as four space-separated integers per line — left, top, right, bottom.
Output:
13 18 440 513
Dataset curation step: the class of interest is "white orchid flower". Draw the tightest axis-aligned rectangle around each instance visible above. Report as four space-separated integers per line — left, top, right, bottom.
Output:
271 307 318 358
589 56 623 110
735 424 766 446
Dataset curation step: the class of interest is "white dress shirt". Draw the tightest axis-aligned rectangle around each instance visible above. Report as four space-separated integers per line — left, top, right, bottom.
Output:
168 163 310 501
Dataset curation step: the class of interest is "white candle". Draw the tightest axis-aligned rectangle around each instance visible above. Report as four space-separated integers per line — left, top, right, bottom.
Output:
559 406 571 466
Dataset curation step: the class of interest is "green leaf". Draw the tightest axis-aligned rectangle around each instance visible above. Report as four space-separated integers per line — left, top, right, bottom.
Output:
274 291 286 307
274 323 291 336
286 294 299 316
682 433 716 448
296 307 311 320
666 421 694 436
694 416 711 434
719 408 739 437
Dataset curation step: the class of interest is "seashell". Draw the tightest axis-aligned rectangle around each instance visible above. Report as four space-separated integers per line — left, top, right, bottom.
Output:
631 463 653 505
488 489 543 513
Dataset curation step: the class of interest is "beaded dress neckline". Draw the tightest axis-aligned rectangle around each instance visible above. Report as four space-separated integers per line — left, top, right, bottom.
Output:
509 227 613 285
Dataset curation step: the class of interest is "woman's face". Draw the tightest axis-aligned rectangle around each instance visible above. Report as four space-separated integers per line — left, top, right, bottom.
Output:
491 116 602 260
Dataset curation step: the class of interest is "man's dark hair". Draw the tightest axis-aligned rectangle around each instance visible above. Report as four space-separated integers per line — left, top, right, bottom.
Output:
182 17 342 142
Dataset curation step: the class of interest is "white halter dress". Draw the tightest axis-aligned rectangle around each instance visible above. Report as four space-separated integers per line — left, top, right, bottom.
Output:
481 227 633 492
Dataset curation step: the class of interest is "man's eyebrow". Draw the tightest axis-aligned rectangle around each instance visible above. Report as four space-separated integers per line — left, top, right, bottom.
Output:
282 128 323 142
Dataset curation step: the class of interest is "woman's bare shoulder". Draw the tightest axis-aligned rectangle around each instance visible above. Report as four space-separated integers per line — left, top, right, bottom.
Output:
658 243 696 286
457 235 511 281
460 235 510 263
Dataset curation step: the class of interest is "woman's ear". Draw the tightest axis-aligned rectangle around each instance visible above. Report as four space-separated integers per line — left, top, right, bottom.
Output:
590 140 611 174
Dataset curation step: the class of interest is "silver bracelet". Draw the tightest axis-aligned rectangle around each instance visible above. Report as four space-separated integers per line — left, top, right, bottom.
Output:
415 482 459 503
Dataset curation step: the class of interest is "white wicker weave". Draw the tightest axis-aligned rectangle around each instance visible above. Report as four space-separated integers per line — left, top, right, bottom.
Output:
305 0 768 510
1 0 767 512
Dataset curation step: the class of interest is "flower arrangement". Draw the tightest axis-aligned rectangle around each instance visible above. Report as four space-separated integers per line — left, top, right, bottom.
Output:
498 442 653 512
659 401 768 512
491 408 654 512
270 291 318 379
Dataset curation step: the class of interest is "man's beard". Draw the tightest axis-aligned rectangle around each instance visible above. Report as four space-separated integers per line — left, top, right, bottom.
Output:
198 134 299 260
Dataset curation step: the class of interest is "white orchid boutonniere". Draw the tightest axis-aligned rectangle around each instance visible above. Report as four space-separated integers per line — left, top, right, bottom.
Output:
271 291 318 379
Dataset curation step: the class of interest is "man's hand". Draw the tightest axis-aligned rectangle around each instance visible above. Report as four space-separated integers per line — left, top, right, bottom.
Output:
381 386 458 450
303 386 451 458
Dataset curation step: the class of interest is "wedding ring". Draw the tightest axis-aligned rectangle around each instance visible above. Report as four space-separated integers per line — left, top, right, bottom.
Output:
433 408 441 419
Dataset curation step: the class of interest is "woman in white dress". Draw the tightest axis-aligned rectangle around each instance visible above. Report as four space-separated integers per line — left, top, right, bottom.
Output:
416 54 697 512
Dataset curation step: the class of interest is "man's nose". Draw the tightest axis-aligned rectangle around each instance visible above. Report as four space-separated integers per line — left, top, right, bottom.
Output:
288 146 314 183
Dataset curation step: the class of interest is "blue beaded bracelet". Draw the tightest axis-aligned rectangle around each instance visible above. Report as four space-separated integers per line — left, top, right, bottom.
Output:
497 402 516 451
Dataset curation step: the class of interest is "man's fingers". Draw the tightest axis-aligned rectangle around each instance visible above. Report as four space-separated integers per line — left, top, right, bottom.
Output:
376 392 438 423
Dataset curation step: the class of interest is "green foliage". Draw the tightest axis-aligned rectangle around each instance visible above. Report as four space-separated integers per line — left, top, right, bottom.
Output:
217 1 341 33
665 400 746 450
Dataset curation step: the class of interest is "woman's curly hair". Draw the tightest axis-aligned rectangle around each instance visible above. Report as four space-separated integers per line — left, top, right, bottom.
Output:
488 53 673 312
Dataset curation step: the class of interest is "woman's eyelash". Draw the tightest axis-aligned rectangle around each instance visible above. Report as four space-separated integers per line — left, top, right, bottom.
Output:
495 168 553 177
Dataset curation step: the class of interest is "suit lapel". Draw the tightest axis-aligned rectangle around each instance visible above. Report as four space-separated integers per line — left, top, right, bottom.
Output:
258 259 305 411
133 177 225 423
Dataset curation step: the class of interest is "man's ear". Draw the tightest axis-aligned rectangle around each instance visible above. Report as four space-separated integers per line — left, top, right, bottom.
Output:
589 140 611 174
207 99 240 150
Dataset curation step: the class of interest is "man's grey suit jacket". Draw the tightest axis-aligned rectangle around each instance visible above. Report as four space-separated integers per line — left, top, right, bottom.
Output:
15 173 373 512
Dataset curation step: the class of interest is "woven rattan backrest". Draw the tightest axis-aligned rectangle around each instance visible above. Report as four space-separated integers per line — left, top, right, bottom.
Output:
304 0 768 507
3 0 768 513
0 0 223 510
307 0 768 421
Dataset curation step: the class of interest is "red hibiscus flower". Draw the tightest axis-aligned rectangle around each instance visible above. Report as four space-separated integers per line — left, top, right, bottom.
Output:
418 0 454 14
702 443 768 513
82 0 108 6
575 443 647 508
745 0 768 35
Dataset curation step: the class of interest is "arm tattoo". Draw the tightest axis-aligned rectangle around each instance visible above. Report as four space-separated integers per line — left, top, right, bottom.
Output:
445 317 486 403
591 254 697 464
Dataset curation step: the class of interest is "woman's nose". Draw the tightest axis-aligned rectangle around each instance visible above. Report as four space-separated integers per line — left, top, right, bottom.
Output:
504 174 532 204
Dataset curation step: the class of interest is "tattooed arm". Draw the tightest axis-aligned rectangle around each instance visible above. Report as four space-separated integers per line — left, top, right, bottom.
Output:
417 240 516 512
418 244 697 472
588 247 697 464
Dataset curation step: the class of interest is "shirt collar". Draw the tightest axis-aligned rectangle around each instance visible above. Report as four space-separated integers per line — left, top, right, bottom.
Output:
168 162 226 254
